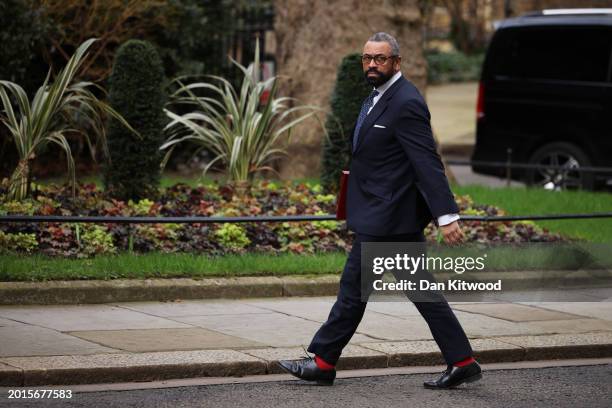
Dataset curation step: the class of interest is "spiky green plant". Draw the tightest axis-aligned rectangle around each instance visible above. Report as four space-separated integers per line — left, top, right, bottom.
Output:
161 41 323 185
0 38 135 201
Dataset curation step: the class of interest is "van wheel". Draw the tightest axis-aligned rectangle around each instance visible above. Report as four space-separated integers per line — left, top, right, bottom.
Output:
526 142 594 190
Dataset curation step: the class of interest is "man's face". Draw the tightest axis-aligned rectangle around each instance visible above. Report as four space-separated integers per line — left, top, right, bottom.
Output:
362 41 401 87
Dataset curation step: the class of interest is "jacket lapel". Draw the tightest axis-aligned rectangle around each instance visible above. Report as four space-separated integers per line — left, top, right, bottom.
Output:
353 76 406 155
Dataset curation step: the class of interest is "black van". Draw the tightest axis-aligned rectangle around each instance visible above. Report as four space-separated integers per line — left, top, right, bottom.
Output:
471 9 612 190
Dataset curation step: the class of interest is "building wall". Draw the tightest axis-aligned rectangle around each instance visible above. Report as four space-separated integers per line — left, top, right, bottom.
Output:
505 0 612 18
426 0 612 47
273 0 425 179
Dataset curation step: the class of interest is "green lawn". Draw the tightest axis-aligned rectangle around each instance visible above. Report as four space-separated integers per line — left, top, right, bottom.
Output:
452 185 612 243
3 243 611 282
0 252 347 282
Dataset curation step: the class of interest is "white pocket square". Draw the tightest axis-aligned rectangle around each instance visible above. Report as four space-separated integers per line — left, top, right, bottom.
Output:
373 124 386 128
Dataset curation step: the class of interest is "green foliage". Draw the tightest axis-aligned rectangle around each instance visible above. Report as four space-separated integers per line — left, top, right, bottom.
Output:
162 40 322 185
0 0 49 96
314 193 335 204
320 53 372 192
0 231 38 253
0 200 37 215
103 40 167 201
0 38 135 201
214 224 251 251
277 222 314 253
132 223 182 252
78 224 116 257
0 181 574 258
425 50 484 84
312 210 338 230
128 198 156 216
156 0 238 79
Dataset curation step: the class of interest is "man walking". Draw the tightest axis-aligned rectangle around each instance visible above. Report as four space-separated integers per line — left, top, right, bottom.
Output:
278 32 482 389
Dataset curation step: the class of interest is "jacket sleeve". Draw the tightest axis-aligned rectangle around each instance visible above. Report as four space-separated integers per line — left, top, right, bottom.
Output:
394 97 459 218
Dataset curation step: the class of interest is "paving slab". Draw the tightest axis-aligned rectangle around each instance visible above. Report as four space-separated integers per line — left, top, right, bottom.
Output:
173 312 373 347
516 318 612 335
0 350 267 386
112 299 273 317
366 301 422 317
0 304 192 331
496 332 612 360
68 328 265 352
453 310 538 337
361 338 525 366
452 303 583 322
426 82 477 146
246 298 423 323
243 345 388 373
0 326 118 357
244 298 338 322
486 289 605 303
518 302 612 322
0 293 611 386
355 314 433 341
240 299 531 342
0 317 25 327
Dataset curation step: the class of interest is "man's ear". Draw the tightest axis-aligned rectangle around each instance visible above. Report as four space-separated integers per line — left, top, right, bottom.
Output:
394 56 401 71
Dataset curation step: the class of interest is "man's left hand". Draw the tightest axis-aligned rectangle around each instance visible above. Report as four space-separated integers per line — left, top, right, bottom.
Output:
440 221 464 245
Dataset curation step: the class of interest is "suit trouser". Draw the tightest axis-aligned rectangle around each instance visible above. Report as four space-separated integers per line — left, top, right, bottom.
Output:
307 231 473 366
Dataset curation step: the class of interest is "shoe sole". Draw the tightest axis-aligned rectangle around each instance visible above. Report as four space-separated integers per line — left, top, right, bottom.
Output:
424 372 482 389
464 372 482 384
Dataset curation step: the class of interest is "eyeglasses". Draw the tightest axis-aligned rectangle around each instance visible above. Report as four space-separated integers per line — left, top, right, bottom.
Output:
361 54 398 65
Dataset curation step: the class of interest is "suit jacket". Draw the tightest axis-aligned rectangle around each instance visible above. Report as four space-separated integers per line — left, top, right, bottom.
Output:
346 75 459 236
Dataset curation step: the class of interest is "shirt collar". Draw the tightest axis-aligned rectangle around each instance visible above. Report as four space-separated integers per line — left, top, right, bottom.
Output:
374 71 402 95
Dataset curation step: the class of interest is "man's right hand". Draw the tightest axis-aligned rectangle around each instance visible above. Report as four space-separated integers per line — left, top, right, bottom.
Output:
439 221 464 245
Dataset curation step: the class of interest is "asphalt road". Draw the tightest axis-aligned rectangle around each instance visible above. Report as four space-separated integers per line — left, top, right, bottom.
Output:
3 363 611 408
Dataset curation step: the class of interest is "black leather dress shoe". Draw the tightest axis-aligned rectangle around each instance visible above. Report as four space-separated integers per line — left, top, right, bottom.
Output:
277 356 336 386
423 361 482 389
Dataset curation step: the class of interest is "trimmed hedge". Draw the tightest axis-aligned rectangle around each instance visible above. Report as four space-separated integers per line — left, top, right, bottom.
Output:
103 40 167 200
426 50 484 84
320 53 372 192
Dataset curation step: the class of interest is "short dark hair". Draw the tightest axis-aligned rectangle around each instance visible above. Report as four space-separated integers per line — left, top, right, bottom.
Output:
368 32 400 56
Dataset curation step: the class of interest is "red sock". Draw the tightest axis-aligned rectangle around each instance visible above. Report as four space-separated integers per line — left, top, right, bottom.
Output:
453 356 476 367
315 355 335 370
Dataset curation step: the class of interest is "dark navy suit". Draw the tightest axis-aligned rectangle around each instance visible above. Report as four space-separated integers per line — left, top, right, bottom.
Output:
308 75 473 366
346 75 459 235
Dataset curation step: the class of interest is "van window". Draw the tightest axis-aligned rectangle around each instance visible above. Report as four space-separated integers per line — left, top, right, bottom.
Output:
488 26 612 82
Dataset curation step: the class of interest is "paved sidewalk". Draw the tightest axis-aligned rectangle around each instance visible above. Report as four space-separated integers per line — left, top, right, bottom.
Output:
1 288 611 386
426 81 477 150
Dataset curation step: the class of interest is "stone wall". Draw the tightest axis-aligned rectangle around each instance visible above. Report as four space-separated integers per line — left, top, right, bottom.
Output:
273 0 425 179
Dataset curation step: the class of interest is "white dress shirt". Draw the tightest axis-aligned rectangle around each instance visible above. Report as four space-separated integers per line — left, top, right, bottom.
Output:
366 71 459 227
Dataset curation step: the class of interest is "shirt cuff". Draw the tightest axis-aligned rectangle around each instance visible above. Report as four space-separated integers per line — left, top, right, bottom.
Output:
437 213 460 227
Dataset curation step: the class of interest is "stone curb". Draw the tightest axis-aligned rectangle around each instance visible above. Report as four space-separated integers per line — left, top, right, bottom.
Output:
1 271 610 305
1 333 611 386
0 276 340 305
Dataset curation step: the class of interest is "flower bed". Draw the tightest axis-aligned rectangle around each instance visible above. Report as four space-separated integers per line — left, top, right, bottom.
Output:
0 181 565 258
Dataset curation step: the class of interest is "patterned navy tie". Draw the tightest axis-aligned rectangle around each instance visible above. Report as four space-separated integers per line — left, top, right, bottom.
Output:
352 90 379 152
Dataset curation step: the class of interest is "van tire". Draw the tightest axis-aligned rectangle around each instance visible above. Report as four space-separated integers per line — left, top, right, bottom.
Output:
526 142 594 190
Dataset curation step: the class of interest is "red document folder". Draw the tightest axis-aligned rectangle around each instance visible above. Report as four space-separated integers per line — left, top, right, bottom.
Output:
336 170 349 220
